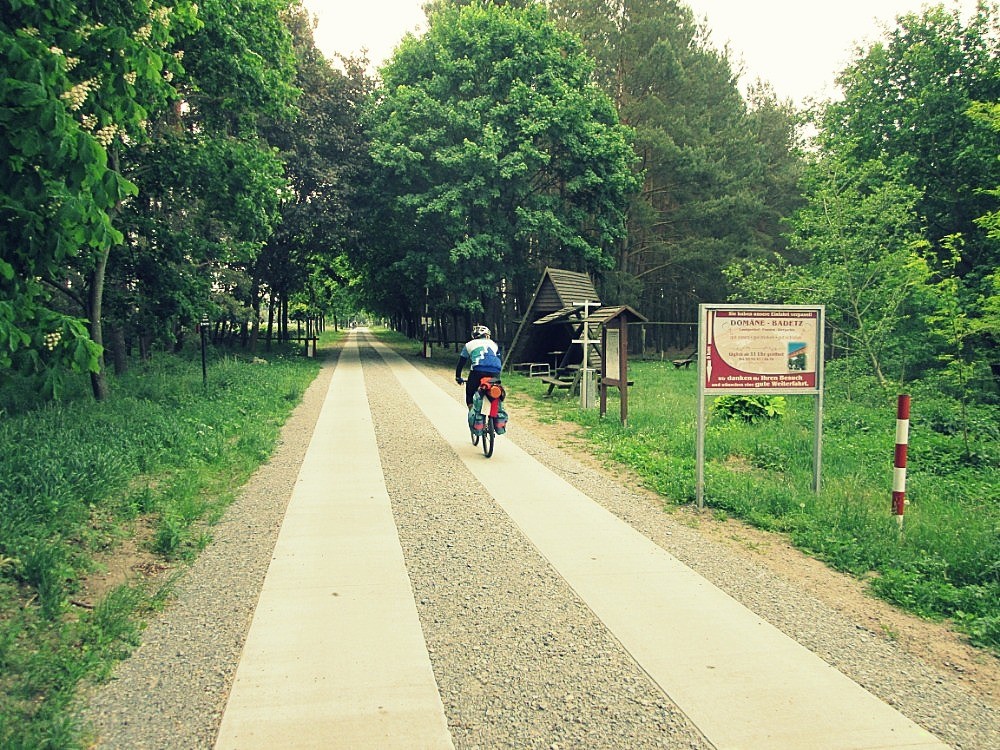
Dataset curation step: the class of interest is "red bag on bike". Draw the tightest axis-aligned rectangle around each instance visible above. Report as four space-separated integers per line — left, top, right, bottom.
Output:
493 404 508 434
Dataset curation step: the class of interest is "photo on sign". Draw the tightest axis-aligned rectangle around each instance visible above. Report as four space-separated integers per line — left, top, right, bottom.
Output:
788 342 807 371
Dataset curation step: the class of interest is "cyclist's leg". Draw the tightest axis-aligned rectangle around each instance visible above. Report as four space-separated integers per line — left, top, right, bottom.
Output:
466 369 488 408
465 374 478 409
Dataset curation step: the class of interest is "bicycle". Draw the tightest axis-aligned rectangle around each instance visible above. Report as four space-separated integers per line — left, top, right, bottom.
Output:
459 376 507 458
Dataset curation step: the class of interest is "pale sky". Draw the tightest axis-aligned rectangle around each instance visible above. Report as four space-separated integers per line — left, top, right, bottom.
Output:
302 0 982 105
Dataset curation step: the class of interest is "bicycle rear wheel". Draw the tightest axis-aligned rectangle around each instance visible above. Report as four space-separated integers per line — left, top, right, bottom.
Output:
482 416 495 457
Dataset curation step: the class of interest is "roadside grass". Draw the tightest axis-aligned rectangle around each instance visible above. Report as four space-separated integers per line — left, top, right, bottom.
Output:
508 358 999 655
0 335 333 749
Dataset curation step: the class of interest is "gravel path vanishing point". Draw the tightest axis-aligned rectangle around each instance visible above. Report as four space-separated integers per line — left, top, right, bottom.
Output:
78 335 998 749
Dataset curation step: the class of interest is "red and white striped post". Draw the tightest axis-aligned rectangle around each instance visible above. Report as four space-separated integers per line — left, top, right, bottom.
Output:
892 394 911 530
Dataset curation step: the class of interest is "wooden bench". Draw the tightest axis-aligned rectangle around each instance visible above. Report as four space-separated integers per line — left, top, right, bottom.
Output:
672 356 695 369
513 362 552 377
541 374 634 396
541 375 575 395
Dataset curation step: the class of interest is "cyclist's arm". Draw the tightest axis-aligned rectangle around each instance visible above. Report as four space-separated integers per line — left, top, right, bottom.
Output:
455 351 469 381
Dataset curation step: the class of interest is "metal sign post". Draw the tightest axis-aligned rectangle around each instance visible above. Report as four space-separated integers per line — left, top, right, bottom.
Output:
571 301 599 409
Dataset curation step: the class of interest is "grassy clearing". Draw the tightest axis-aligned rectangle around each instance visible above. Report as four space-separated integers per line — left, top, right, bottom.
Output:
508 357 999 655
0 336 332 749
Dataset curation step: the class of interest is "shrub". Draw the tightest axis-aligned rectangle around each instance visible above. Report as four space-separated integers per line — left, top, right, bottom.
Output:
712 394 787 424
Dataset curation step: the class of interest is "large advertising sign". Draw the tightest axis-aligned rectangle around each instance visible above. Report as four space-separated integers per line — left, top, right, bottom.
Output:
702 305 823 394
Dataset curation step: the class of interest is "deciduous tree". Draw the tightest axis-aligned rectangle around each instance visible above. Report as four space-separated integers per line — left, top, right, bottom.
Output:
107 0 298 366
359 1 637 336
1 0 198 396
726 156 930 386
258 6 372 350
823 2 1000 295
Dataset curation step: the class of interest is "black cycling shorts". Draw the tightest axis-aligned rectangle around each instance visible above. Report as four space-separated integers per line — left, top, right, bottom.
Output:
465 370 500 405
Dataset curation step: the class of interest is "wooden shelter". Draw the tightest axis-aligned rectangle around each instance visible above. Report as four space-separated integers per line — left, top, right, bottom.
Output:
503 267 601 373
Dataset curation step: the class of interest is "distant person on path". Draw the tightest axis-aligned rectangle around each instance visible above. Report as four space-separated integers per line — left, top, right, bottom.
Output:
456 325 502 408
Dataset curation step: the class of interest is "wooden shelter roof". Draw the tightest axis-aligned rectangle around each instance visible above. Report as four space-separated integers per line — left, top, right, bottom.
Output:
531 305 580 326
588 305 648 325
504 268 601 368
532 304 647 327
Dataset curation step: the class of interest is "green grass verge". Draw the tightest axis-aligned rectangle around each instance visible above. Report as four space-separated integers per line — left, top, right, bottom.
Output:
0 335 335 749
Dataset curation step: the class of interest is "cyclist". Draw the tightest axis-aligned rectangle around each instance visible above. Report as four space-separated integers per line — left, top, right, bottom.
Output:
455 324 502 408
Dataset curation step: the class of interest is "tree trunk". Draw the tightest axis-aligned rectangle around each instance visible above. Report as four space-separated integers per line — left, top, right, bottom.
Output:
109 324 128 375
87 147 126 402
88 245 110 401
265 287 276 352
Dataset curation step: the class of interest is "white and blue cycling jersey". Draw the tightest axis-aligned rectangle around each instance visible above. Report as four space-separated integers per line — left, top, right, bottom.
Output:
459 338 502 373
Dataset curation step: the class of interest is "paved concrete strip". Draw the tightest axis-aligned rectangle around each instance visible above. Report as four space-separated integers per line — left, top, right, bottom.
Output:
215 335 453 750
373 340 948 750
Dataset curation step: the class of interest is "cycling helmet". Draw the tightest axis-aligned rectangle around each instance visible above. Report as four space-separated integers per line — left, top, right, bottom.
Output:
472 324 491 338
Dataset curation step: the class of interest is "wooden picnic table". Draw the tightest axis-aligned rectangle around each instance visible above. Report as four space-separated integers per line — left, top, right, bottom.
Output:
541 368 632 397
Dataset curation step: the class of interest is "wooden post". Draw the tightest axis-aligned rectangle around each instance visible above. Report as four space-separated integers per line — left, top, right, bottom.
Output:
620 320 630 425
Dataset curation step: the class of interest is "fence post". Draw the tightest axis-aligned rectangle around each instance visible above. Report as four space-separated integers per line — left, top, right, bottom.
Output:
200 314 209 387
893 394 911 531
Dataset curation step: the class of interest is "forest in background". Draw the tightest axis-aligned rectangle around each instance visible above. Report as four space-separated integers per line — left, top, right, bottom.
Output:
3 0 997 407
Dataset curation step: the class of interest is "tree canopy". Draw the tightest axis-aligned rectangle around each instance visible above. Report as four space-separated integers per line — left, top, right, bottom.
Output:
4 0 998 404
355 0 638 338
729 1 1000 391
1 0 364 398
258 6 373 343
1 0 199 394
822 1 1000 286
547 0 804 325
